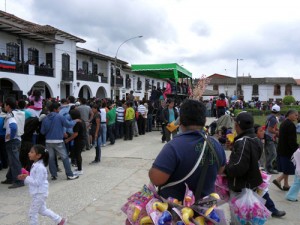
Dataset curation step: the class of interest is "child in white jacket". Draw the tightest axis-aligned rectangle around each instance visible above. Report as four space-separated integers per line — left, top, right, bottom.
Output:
18 145 67 225
286 148 300 202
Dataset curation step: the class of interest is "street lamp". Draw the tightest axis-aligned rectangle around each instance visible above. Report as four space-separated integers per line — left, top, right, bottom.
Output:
235 59 243 97
113 35 143 100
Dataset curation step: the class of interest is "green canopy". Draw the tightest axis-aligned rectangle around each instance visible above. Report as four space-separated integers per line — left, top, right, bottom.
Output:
131 63 192 83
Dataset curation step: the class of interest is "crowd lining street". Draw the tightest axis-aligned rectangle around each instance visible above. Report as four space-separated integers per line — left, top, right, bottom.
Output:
0 118 298 225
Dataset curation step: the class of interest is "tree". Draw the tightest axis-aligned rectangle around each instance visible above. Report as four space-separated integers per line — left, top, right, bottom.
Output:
283 95 296 105
190 75 211 100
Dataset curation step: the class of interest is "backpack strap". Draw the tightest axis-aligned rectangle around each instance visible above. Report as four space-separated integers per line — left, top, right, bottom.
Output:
194 132 220 201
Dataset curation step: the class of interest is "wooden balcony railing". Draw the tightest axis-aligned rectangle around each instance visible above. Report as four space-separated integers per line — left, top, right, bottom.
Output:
62 70 73 81
77 73 98 82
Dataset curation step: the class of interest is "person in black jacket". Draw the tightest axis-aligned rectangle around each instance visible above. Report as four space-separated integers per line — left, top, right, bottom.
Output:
224 112 263 192
273 109 299 191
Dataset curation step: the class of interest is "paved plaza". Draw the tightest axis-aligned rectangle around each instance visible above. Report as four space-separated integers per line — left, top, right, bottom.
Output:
0 119 298 225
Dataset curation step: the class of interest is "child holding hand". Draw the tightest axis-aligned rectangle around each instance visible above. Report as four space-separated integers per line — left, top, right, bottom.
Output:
18 144 67 225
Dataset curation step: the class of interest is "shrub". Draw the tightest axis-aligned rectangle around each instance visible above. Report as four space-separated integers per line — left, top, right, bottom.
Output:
283 95 296 105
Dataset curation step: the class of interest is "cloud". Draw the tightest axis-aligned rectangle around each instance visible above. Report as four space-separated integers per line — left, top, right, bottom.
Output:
28 0 177 56
190 21 210 37
5 0 300 78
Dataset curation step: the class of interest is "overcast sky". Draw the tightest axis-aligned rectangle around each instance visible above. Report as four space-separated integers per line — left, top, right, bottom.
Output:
2 0 300 78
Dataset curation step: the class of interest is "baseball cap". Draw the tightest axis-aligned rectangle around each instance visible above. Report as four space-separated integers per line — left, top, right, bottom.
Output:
271 104 280 113
235 112 254 130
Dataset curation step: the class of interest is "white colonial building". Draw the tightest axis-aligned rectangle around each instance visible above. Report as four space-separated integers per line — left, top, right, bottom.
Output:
205 74 300 102
0 10 166 103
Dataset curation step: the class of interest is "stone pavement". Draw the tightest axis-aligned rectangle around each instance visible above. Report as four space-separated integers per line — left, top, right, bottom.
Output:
0 118 298 224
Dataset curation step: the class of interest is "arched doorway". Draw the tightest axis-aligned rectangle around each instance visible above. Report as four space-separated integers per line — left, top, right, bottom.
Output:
31 81 53 99
96 86 107 99
0 78 22 103
78 85 92 99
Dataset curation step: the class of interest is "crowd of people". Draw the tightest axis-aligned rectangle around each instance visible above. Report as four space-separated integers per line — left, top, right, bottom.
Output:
1 89 300 224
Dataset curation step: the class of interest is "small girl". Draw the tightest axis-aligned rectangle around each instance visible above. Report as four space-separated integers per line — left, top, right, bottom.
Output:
27 90 43 117
18 145 67 225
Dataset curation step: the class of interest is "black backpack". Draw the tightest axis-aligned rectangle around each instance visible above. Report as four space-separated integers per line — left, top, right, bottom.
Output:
21 117 39 142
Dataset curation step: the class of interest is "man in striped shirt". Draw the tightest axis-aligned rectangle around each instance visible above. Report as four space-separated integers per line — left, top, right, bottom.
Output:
137 101 147 135
115 101 125 139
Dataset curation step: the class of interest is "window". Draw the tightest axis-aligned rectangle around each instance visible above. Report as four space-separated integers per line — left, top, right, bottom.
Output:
116 68 121 76
82 61 88 74
62 53 70 71
92 63 98 75
274 84 281 95
6 42 19 61
252 84 258 95
126 74 131 89
145 79 150 90
157 82 161 89
137 77 142 90
213 84 218 91
46 53 53 68
285 84 292 95
237 84 243 96
28 48 39 65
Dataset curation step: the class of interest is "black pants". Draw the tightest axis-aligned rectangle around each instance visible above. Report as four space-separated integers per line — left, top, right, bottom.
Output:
115 121 124 139
19 140 33 171
124 120 134 140
107 124 115 144
161 124 166 142
74 141 85 171
263 192 277 213
0 136 8 169
137 116 146 135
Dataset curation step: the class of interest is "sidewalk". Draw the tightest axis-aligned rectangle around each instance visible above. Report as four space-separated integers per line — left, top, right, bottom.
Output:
0 120 298 224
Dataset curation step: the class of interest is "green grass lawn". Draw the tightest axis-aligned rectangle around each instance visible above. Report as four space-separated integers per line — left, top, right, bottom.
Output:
253 115 267 126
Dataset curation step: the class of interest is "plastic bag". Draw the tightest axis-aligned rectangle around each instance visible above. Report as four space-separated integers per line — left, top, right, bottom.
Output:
215 174 229 202
230 188 271 225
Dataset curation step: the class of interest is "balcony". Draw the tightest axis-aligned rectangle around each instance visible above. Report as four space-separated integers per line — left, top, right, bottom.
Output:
62 70 73 81
100 76 108 83
0 61 29 74
111 76 124 87
77 73 98 82
35 66 54 77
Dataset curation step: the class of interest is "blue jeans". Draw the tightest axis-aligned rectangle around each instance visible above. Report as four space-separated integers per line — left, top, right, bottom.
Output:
5 139 23 184
146 114 153 132
286 175 300 201
46 142 74 177
263 192 277 213
265 140 277 171
100 123 107 145
94 135 102 162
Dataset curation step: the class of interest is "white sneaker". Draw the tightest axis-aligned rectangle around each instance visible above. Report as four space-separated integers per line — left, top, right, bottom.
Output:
67 175 79 180
74 170 83 175
102 144 106 147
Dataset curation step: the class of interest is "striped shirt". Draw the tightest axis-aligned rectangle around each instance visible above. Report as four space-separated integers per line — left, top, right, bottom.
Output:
116 107 125 122
138 104 147 116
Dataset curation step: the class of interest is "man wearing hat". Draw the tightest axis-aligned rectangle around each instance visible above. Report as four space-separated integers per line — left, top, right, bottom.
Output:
225 112 286 219
224 112 263 192
265 104 280 174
